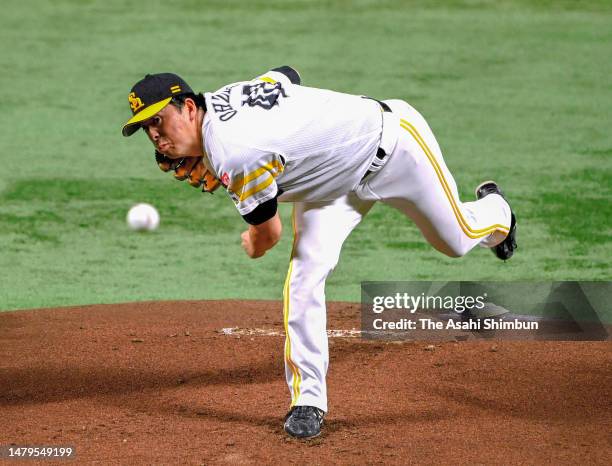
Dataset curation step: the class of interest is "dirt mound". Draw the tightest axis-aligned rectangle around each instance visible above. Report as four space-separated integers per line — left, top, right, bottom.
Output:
1 301 610 464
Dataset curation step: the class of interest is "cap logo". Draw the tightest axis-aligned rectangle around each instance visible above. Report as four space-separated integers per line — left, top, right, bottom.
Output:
170 85 181 94
128 92 145 112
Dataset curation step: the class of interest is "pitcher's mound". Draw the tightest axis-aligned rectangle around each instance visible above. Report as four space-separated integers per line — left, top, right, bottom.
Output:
1 300 610 464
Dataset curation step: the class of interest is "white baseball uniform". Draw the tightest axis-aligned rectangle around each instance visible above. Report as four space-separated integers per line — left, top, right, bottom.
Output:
202 68 512 413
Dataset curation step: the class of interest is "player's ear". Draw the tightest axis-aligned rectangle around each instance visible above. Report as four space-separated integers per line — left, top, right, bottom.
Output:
184 97 198 121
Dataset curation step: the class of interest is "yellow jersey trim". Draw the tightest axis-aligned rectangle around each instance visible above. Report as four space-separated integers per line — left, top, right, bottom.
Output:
231 160 284 199
238 174 276 202
230 160 284 193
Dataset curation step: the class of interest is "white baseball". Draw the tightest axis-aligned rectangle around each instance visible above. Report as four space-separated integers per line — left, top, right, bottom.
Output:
126 203 160 231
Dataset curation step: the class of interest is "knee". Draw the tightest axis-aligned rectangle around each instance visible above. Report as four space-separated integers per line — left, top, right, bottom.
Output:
294 246 340 271
291 254 340 282
435 242 469 258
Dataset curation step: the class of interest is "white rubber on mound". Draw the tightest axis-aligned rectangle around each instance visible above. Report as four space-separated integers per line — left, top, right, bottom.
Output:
219 327 365 338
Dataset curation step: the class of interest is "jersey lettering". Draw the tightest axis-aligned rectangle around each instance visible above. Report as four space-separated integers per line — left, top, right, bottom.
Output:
211 85 238 121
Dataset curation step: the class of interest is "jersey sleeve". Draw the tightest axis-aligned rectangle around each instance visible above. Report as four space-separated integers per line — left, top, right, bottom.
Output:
254 66 301 87
222 149 285 216
242 196 279 225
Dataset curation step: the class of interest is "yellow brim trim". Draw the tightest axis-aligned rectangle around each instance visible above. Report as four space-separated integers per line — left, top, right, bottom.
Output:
121 97 172 136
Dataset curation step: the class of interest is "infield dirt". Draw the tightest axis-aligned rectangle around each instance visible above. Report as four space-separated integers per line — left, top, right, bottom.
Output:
1 301 610 464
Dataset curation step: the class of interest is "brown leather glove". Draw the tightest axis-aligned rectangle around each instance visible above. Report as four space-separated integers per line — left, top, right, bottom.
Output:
155 151 221 193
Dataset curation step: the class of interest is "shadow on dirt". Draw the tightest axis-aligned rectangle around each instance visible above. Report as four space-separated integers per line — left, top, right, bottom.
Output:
0 359 283 406
165 404 450 433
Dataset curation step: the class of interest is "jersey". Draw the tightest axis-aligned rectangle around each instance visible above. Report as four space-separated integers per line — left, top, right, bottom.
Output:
202 67 385 216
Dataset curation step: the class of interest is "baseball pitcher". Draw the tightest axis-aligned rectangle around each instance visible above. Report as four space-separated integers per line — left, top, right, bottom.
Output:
122 66 517 439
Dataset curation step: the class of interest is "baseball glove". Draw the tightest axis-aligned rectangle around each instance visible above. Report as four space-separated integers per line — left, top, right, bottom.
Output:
155 151 221 193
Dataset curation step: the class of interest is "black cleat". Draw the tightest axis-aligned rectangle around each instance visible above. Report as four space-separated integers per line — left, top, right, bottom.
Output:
284 406 325 439
475 181 517 261
475 180 505 200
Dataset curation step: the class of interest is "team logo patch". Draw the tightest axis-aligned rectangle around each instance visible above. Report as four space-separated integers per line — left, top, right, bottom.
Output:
242 82 287 109
221 172 230 186
128 92 145 113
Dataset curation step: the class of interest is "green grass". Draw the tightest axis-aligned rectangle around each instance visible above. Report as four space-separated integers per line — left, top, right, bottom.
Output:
1 0 611 311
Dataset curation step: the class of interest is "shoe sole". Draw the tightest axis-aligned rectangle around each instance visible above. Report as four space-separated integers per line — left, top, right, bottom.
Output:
474 180 500 199
284 427 322 440
495 213 517 261
475 180 517 260
283 419 324 440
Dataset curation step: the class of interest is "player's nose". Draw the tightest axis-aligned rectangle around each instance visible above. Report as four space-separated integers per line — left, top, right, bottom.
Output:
146 126 160 141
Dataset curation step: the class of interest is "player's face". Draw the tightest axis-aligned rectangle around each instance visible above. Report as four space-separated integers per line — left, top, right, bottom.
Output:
141 104 197 158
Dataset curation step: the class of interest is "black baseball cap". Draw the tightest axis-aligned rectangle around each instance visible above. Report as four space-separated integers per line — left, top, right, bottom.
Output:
122 73 194 137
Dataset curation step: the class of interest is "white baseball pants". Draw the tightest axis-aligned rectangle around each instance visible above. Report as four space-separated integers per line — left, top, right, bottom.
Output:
283 99 512 413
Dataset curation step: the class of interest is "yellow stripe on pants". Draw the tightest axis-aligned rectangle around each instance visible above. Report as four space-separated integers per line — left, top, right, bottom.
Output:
399 119 510 238
283 207 301 406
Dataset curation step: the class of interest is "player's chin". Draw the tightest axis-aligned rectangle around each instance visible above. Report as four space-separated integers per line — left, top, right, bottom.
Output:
160 147 181 159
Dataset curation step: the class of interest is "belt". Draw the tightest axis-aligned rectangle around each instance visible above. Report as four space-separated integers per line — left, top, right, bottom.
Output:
362 99 392 181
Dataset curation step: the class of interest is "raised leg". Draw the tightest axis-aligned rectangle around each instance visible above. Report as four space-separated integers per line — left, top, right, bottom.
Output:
357 99 512 257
